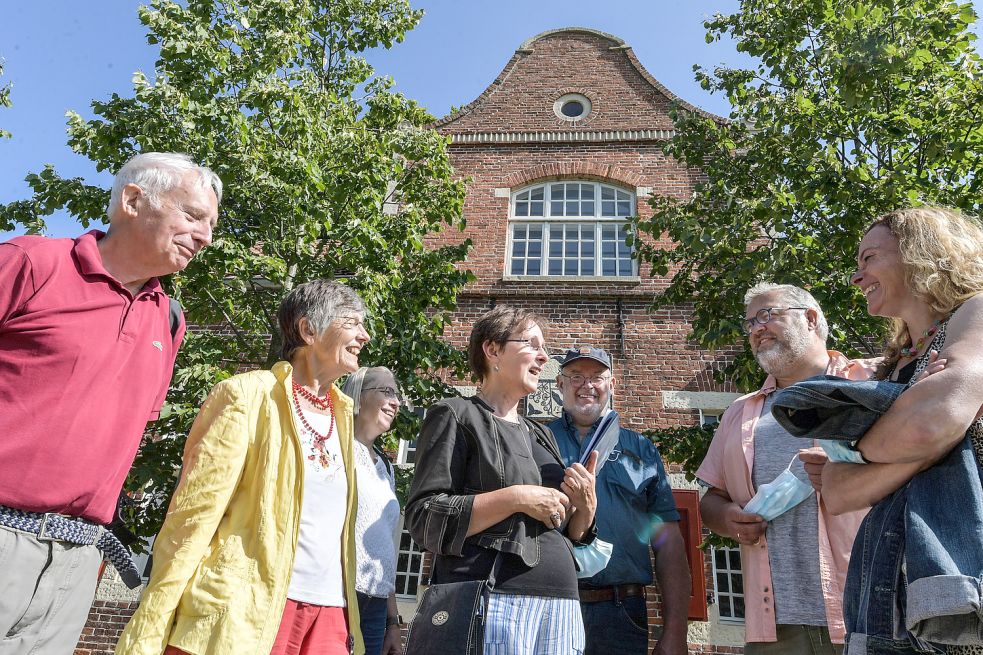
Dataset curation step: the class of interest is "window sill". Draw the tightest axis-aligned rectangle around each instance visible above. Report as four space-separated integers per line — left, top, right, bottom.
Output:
501 275 641 283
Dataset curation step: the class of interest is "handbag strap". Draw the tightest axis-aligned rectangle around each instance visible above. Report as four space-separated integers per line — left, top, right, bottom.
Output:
486 548 504 589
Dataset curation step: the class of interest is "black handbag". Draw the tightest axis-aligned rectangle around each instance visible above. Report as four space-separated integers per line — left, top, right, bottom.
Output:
404 551 503 655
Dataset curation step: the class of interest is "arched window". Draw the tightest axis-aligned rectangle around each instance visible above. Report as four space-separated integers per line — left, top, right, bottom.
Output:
508 181 636 278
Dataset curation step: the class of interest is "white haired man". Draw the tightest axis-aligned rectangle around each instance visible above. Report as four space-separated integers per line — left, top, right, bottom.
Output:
696 283 873 654
0 152 221 653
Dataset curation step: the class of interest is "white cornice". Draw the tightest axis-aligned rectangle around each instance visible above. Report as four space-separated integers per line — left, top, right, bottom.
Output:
447 129 675 144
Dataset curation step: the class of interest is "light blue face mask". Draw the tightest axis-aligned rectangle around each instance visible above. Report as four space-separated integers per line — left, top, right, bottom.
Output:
818 438 867 464
743 456 815 522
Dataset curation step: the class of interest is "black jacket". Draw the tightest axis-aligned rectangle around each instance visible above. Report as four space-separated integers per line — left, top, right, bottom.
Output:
405 395 578 569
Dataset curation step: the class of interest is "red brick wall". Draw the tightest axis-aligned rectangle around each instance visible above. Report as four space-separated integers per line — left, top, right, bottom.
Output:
75 600 138 655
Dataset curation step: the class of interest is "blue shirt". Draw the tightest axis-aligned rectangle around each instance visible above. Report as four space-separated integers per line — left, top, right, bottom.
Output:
548 412 680 586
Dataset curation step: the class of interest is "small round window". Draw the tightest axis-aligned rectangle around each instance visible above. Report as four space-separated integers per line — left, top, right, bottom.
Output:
553 93 592 122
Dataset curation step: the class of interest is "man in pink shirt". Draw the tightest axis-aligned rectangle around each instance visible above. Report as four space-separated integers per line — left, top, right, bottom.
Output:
696 283 873 655
0 152 221 654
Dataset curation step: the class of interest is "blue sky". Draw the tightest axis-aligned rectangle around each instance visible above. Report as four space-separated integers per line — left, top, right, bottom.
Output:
0 1 976 238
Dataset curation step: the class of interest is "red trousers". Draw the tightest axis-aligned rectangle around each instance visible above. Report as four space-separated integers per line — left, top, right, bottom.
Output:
163 599 350 655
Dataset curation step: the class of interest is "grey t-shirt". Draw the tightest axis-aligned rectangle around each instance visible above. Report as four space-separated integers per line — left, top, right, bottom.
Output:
751 394 827 626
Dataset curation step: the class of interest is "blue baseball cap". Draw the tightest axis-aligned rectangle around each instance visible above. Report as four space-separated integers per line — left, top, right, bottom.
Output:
560 346 612 370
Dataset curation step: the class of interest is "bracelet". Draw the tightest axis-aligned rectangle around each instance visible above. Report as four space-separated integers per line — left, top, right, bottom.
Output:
386 614 403 628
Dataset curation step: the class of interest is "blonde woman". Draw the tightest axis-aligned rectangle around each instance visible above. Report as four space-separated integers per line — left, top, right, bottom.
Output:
341 367 404 655
821 208 983 653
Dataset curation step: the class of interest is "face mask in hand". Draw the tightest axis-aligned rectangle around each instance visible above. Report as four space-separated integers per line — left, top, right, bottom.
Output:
743 456 815 522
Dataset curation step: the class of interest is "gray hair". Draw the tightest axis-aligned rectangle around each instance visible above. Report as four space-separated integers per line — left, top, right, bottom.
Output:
277 280 367 362
744 282 829 341
107 152 223 219
341 366 398 416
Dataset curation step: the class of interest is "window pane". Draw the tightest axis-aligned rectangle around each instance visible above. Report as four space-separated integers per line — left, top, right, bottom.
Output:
528 242 541 257
582 241 594 257
529 226 542 240
564 260 577 275
581 185 594 199
512 242 524 258
582 201 594 215
619 258 632 275
531 186 544 200
601 186 615 200
551 201 564 216
602 260 616 276
601 201 616 216
580 260 593 275
516 203 528 217
566 201 579 215
514 224 527 239
565 241 578 257
618 201 631 216
530 201 544 216
551 184 565 199
516 190 529 201
511 260 524 275
729 549 741 569
602 242 616 257
567 185 579 200
549 240 562 257
548 259 563 274
527 259 541 275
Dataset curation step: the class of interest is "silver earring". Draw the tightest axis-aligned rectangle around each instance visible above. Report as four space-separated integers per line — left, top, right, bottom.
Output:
494 365 500 372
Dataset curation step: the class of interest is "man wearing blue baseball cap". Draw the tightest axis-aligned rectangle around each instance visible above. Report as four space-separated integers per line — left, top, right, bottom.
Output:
548 347 690 655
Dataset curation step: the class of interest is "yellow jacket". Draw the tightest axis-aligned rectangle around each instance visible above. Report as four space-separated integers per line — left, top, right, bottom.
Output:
116 361 364 655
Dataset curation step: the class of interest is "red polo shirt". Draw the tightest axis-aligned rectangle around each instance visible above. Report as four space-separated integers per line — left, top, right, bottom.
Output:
0 231 185 524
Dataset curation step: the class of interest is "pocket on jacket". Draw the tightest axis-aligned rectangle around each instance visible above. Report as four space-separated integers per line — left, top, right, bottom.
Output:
182 537 257 616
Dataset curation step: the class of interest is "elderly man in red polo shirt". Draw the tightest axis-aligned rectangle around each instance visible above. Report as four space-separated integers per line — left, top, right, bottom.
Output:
0 152 221 654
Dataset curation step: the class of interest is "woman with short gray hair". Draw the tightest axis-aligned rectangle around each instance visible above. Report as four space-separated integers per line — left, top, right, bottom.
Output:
117 279 370 655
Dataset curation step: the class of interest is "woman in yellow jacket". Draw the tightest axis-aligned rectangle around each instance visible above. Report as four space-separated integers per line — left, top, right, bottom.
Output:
117 280 370 655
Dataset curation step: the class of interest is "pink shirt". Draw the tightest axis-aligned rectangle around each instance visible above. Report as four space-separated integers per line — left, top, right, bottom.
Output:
0 231 183 524
696 352 875 643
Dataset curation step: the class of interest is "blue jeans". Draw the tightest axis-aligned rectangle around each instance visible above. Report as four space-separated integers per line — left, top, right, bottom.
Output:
844 436 983 654
357 591 388 655
580 595 648 655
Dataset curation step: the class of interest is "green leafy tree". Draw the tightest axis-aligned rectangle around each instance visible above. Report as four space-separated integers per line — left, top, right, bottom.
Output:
633 0 983 479
0 0 472 547
0 60 11 139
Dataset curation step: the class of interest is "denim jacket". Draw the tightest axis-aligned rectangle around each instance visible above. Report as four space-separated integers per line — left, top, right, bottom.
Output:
772 327 983 653
405 396 578 570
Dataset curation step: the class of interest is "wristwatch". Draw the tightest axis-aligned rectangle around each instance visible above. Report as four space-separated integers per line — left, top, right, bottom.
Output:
386 614 403 628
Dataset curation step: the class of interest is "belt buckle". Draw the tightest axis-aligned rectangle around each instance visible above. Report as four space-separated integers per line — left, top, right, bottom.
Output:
36 512 61 542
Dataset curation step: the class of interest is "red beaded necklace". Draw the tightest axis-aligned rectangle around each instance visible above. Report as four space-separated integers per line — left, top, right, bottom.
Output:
292 380 332 411
291 380 335 465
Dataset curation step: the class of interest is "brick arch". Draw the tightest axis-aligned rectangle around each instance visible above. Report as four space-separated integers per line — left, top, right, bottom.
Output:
502 163 645 190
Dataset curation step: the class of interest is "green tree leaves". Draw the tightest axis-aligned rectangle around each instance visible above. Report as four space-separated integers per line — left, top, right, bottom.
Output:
634 0 983 394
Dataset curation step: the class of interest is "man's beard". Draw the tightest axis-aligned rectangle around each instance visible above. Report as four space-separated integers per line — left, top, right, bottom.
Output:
754 323 810 376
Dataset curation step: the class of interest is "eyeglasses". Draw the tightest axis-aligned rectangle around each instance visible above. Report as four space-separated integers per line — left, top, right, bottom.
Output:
363 386 400 400
559 373 612 387
741 307 808 335
331 315 367 331
505 339 549 355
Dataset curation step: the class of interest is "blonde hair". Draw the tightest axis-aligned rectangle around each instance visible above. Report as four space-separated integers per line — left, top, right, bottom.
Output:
868 207 983 372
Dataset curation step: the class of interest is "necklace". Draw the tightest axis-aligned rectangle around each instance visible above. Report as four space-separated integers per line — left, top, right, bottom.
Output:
292 382 335 467
292 380 331 411
900 319 942 358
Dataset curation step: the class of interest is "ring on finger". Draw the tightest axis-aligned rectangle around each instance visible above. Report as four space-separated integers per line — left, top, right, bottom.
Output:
549 511 562 526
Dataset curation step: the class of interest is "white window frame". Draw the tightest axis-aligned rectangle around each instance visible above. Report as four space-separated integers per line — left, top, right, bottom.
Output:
506 181 638 279
712 546 745 623
394 518 426 600
699 409 723 427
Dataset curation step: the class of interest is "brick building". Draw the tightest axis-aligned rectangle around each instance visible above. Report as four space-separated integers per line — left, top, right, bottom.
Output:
426 26 748 653
77 26 753 655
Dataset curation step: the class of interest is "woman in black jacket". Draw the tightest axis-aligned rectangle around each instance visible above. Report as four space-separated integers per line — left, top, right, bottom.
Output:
406 305 598 655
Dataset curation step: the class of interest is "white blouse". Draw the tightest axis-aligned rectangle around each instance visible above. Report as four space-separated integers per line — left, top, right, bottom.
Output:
353 440 401 598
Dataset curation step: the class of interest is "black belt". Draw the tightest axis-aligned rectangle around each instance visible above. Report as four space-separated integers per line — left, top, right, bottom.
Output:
578 583 646 603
